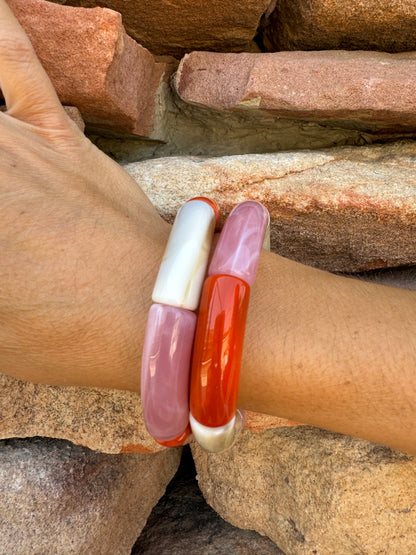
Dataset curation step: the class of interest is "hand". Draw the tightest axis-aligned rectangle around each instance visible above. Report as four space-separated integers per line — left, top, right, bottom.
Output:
0 0 169 391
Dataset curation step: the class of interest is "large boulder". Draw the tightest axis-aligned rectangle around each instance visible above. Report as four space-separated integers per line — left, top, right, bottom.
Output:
192 427 416 554
175 50 416 132
0 372 163 454
9 0 170 136
0 436 181 554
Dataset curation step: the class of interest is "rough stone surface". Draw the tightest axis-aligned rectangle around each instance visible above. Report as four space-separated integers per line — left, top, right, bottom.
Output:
262 0 416 53
53 0 272 57
0 373 164 454
90 52 412 161
91 101 380 162
0 436 181 555
123 141 416 272
133 446 284 554
192 427 416 555
9 0 168 136
175 50 416 131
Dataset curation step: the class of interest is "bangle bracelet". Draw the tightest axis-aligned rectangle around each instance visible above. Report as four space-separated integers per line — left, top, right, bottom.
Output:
141 197 218 447
190 200 270 452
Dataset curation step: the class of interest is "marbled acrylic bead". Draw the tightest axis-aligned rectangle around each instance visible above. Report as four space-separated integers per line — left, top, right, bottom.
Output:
152 199 217 311
208 200 270 286
141 304 196 445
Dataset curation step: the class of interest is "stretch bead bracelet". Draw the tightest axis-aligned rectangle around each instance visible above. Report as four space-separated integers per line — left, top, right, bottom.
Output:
141 197 218 447
190 201 270 453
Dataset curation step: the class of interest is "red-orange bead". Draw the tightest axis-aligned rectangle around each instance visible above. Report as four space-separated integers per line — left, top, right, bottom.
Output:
190 274 250 428
155 423 192 448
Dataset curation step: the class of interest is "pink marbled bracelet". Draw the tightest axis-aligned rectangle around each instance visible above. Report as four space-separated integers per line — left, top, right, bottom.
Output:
141 198 218 447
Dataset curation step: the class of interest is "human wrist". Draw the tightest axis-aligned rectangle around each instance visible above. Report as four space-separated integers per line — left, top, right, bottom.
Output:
0 206 170 393
237 252 334 417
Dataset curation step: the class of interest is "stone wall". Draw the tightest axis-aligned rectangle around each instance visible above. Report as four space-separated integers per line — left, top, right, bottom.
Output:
2 1 416 553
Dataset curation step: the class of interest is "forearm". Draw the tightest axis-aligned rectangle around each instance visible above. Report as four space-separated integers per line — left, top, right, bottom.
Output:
0 212 170 393
240 251 416 454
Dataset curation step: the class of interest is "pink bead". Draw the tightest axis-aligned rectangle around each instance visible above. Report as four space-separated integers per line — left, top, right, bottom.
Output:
208 201 269 286
141 304 196 443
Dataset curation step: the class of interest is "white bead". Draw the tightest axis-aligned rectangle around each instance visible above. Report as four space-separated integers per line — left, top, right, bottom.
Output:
189 413 237 453
152 200 216 311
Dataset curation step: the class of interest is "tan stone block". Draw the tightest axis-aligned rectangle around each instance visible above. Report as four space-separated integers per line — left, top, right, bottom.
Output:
175 50 416 131
262 0 416 53
52 0 271 56
123 141 416 273
0 371 299 449
0 373 165 454
192 428 416 554
8 0 168 136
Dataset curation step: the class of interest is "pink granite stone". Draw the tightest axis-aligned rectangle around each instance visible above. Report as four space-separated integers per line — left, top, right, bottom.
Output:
141 304 196 443
209 201 269 286
175 50 416 130
9 0 169 136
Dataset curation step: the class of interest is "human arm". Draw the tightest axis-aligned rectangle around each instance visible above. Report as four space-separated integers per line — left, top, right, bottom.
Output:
1 0 416 455
241 252 416 454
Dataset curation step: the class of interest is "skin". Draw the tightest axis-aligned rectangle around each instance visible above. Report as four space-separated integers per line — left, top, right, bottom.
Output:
1 1 416 454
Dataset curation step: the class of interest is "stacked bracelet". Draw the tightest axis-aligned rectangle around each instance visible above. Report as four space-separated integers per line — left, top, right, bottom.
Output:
141 197 218 447
190 201 270 452
141 198 269 453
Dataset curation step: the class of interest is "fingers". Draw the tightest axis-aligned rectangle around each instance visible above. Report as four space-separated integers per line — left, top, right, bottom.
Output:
0 0 67 127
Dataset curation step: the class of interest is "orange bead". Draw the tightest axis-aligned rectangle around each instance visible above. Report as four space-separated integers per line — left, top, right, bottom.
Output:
155 423 192 448
190 274 250 428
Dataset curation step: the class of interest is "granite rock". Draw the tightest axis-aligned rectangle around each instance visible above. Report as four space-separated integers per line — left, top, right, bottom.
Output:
9 0 169 136
123 141 416 272
0 436 181 554
262 0 416 53
52 0 272 57
192 427 416 554
0 372 164 454
91 97 378 162
133 446 284 554
175 50 416 131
